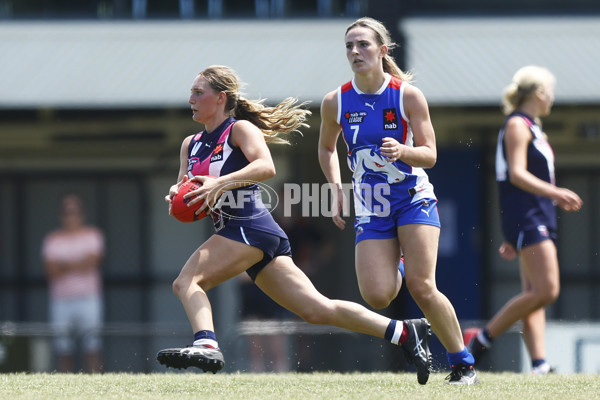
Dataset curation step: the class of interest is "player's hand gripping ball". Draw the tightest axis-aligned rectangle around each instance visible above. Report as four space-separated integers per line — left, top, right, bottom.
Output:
170 179 210 223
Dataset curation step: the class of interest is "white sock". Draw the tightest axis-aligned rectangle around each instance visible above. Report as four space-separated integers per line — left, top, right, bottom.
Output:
391 321 404 345
193 338 219 348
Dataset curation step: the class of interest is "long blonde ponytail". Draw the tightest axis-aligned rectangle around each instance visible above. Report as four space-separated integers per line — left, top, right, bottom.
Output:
199 65 311 145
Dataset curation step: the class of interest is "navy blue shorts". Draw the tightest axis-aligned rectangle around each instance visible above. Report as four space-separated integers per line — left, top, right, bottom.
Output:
506 224 557 251
216 224 292 281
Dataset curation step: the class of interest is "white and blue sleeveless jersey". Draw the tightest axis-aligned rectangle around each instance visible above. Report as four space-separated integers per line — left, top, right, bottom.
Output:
495 112 557 234
336 74 436 216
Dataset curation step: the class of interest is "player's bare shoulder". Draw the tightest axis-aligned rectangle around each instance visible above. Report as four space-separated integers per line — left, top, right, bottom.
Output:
402 82 427 106
230 119 262 139
320 88 339 120
181 134 194 149
231 119 255 131
401 82 430 120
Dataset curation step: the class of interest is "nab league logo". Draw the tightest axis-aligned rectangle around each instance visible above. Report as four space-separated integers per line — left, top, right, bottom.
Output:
383 108 398 130
345 110 367 124
210 142 224 162
187 157 199 172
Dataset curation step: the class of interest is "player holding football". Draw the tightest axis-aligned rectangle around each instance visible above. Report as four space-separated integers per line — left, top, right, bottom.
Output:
317 17 478 384
157 65 434 384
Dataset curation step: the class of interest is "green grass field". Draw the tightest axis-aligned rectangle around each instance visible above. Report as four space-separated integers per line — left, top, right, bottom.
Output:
1 372 599 400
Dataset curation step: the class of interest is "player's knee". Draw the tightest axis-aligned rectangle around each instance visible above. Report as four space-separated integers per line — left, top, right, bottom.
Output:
172 276 188 298
406 279 436 305
361 291 392 309
357 282 396 309
539 284 560 306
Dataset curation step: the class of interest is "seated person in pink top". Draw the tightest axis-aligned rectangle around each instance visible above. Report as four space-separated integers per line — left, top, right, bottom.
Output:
42 194 104 373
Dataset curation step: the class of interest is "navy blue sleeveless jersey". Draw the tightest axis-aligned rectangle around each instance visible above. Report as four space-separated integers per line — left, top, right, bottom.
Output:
186 117 287 238
495 112 557 235
336 74 435 217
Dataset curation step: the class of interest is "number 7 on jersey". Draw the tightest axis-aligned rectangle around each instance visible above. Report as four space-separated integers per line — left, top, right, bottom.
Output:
350 125 359 144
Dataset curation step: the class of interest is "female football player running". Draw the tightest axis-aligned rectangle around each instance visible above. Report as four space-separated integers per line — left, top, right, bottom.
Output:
317 17 478 384
157 65 433 384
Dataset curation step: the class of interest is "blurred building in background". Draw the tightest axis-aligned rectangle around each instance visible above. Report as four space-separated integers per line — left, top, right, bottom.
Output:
1 0 599 373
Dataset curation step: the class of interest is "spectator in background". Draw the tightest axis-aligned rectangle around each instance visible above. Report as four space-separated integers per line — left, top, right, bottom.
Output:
42 194 105 373
466 66 583 374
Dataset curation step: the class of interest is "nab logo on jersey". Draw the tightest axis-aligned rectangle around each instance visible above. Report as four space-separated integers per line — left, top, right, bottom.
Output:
210 143 224 162
345 111 367 124
383 108 398 130
187 157 199 172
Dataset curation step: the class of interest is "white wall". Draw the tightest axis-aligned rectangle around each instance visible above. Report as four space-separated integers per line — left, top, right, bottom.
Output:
520 322 600 373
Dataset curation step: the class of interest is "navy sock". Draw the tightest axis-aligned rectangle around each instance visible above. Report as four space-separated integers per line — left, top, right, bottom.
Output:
384 320 397 342
384 320 407 345
194 330 217 342
477 327 494 347
447 348 475 367
482 328 494 343
532 359 546 368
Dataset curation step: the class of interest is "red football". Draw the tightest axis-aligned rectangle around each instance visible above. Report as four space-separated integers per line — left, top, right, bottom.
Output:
170 179 209 223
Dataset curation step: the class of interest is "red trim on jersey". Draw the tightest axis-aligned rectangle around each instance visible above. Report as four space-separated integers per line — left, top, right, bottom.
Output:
401 118 409 144
388 76 403 90
339 82 352 152
340 125 350 154
341 81 353 93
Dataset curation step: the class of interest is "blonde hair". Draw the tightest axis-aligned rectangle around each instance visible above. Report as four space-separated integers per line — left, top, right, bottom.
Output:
345 17 413 83
502 65 556 115
199 65 310 145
